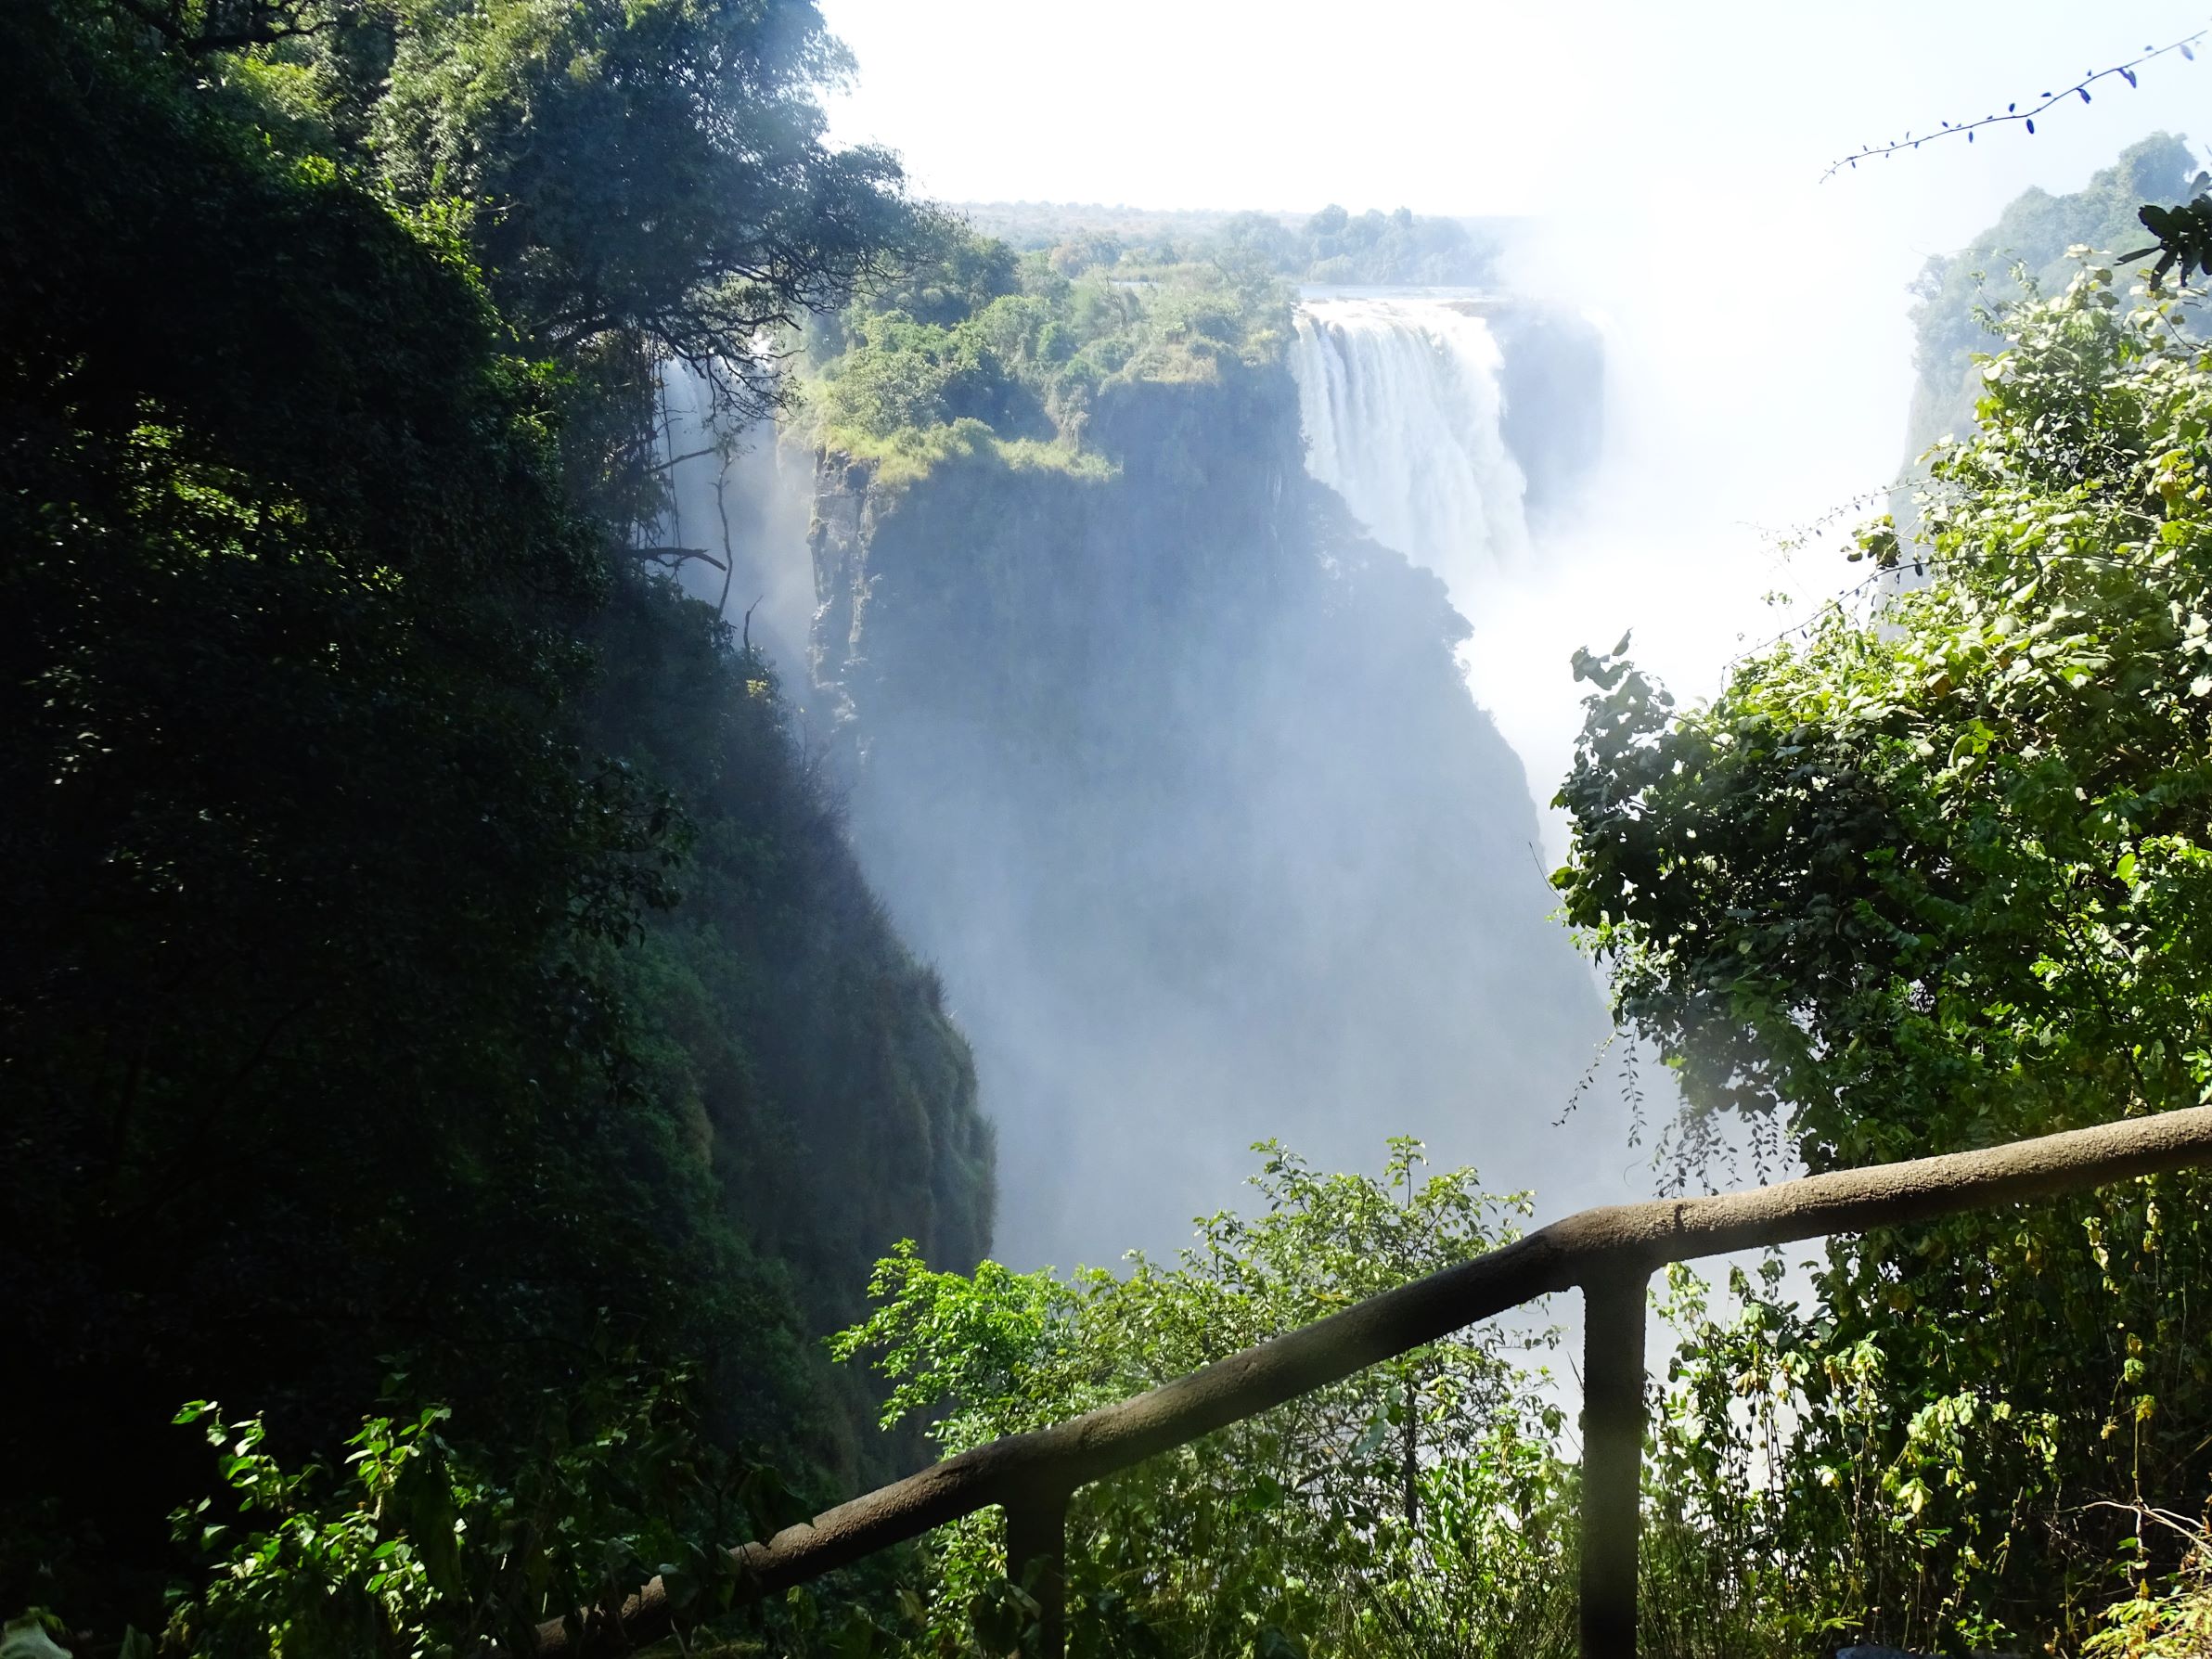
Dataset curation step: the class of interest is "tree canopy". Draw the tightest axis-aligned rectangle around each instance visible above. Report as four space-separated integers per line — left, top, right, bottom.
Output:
1556 263 2212 1645
799 225 1291 481
3 0 985 1638
830 1142 1574 1659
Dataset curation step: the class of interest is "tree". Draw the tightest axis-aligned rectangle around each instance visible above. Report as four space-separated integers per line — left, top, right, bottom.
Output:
367 0 926 424
0 2 752 1616
1554 264 2212 1644
2 0 984 1634
832 1141 1575 1658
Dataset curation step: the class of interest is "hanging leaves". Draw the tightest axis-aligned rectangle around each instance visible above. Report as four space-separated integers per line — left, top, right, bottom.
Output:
2122 188 2212 289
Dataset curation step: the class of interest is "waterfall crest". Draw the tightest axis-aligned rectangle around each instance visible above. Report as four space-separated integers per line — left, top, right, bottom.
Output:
1290 298 1531 604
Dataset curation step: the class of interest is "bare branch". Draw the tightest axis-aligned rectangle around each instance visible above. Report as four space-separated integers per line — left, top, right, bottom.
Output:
646 446 718 477
109 0 344 55
625 546 727 573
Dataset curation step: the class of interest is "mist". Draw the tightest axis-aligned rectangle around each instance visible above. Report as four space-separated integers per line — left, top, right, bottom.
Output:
654 245 1624 1272
36 3 2212 1644
656 4 2212 1270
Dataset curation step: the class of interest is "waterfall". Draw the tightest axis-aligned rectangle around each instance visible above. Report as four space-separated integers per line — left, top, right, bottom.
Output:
1290 298 1531 605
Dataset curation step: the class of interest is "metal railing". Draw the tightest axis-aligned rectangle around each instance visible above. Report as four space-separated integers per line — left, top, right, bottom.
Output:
536 1105 2212 1659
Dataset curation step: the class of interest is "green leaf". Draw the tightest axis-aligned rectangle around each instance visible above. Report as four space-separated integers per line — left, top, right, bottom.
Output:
0 1621 71 1659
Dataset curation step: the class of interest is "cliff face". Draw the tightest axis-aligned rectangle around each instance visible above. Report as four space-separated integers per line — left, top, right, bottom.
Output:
583 580 996 1482
1483 299 1605 529
808 360 1608 1267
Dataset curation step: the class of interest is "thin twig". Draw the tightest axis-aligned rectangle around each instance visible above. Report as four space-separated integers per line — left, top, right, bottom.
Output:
1821 26 2210 182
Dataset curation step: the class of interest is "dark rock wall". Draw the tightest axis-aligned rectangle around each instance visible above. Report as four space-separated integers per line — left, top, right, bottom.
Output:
809 361 1609 1266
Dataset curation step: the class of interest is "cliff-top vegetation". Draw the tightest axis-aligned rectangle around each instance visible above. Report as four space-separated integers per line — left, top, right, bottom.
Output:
793 202 1493 485
796 224 1295 482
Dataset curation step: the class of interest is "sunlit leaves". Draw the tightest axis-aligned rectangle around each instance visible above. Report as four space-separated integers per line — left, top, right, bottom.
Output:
1552 264 2212 1643
831 1142 1570 1657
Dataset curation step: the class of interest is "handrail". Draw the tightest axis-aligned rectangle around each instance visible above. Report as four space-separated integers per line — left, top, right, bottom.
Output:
535 1104 2212 1659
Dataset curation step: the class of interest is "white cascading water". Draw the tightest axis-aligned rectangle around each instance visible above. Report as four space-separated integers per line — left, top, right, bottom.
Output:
1290 298 1531 609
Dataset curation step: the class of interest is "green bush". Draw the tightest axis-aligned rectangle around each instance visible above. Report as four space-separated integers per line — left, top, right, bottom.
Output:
1557 262 2212 1649
832 1141 1575 1658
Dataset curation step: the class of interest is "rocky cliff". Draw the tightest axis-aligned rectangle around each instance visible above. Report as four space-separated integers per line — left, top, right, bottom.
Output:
806 356 1608 1267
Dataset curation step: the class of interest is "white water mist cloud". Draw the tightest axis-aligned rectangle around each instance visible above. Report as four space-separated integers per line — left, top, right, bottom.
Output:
739 3 2212 1269
821 0 2210 817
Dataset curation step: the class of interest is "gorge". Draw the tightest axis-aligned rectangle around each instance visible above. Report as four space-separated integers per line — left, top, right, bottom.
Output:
23 3 2212 1647
669 236 1618 1269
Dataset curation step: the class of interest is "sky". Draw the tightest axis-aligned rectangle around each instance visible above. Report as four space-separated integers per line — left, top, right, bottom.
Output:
819 0 2212 825
784 6 2212 1334
817 2 2207 225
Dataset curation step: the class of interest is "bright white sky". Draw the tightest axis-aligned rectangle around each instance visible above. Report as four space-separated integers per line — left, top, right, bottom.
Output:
818 2 2207 224
818 0 2212 808
804 6 2212 1271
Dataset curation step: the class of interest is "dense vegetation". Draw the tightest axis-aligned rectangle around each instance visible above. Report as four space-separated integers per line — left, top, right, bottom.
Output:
3 0 988 1644
15 0 2212 1651
1904 133 2198 457
794 201 1499 483
832 1142 1576 1658
1556 263 2212 1651
796 226 1291 482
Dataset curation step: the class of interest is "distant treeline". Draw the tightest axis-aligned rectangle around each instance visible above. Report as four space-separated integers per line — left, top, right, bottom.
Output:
964 200 1507 286
797 223 1290 478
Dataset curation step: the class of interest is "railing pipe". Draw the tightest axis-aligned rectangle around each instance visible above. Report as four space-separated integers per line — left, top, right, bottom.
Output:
533 1104 2212 1657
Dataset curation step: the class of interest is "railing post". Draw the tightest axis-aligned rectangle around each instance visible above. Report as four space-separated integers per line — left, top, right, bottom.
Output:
1579 1267 1649 1659
1005 1482 1069 1659
531 1112 2212 1659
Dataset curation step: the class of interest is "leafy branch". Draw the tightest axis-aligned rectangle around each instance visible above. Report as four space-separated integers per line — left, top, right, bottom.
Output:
1820 26 2208 181
2122 179 2212 288
106 0 345 55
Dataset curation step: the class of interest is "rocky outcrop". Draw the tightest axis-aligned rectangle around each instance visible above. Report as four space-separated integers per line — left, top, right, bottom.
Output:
805 358 1610 1267
1477 298 1605 528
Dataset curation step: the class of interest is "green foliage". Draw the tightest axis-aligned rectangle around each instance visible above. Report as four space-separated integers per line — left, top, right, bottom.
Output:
170 1404 469 1659
161 1365 822 1659
5 0 987 1640
166 0 932 532
2084 1507 2212 1656
1640 1263 1820 1657
367 0 922 411
1905 133 2198 456
799 224 1292 480
2128 179 2212 290
3 0 714 1586
832 1142 1575 1658
1555 264 2212 1646
57 0 2212 1649
582 581 996 1479
1643 1256 2068 1655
